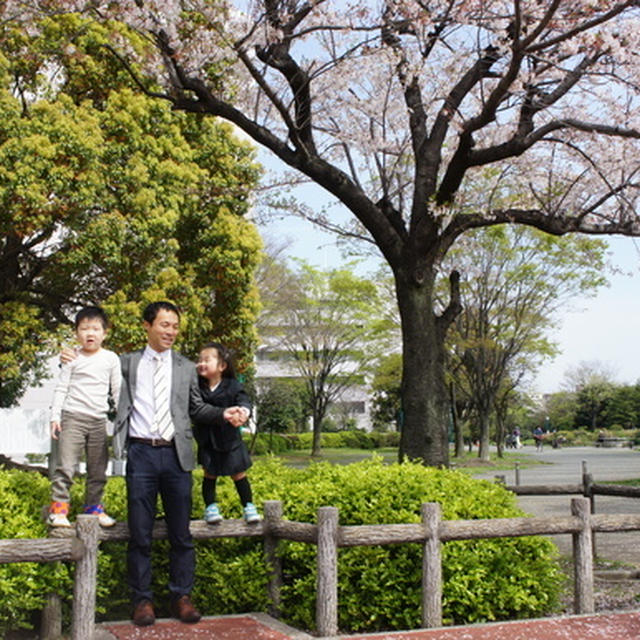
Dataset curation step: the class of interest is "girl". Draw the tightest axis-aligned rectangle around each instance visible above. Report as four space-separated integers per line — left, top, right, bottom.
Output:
194 342 259 524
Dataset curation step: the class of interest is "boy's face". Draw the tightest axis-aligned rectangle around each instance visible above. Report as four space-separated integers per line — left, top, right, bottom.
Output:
197 348 226 380
76 317 107 353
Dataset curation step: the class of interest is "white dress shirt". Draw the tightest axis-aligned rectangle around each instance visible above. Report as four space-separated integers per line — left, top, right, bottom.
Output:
129 346 173 439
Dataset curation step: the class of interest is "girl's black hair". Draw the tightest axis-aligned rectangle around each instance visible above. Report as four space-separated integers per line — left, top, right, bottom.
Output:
200 342 237 379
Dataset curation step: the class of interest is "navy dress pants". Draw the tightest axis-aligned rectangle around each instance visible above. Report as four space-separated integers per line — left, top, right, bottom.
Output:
126 441 194 604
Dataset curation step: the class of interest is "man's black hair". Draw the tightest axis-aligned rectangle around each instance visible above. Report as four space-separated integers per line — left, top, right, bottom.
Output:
142 301 181 324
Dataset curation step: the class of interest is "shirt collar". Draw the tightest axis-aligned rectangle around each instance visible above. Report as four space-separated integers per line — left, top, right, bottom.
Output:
143 345 172 362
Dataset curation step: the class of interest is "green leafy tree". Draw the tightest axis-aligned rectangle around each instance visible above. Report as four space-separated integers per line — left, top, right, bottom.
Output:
254 378 307 434
444 226 607 461
0 24 262 403
603 385 640 430
574 382 616 431
564 362 618 431
541 391 579 433
260 261 389 455
370 352 403 432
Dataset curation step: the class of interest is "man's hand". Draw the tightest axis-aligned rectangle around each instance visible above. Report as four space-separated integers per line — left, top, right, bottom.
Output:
50 421 62 440
223 406 250 427
60 347 77 365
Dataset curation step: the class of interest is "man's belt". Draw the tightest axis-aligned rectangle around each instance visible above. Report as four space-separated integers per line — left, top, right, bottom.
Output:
128 436 175 448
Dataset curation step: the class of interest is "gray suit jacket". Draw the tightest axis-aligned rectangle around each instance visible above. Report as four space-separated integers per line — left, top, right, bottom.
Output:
113 349 224 471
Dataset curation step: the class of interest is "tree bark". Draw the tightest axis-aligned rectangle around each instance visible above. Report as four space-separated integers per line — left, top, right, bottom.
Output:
477 408 491 462
396 273 450 467
311 408 322 456
449 382 465 458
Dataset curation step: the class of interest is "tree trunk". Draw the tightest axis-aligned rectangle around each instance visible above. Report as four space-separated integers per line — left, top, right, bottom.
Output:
396 275 450 467
449 382 465 458
311 409 322 456
477 407 491 462
495 417 504 459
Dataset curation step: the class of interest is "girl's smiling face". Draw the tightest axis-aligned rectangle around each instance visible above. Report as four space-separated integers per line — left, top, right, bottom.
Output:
197 347 227 383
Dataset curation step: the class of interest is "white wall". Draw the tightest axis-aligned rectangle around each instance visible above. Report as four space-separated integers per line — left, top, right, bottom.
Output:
0 408 50 455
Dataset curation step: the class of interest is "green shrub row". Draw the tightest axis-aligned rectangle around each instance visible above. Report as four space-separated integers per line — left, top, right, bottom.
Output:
246 430 400 454
0 469 73 634
0 457 561 634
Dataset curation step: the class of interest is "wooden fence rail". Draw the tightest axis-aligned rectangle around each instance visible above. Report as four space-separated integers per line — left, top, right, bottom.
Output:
6 494 640 639
499 459 640 558
5 460 640 639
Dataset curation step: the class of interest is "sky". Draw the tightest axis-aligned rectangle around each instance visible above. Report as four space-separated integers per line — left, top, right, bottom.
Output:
259 208 640 395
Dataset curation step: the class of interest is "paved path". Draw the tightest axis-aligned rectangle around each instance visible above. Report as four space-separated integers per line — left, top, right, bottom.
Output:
474 445 640 564
97 611 640 640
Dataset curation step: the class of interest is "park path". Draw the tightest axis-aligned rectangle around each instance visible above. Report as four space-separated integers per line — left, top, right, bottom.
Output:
97 610 640 640
474 444 640 564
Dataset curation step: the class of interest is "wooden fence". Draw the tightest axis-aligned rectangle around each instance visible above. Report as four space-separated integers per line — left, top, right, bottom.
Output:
4 490 640 639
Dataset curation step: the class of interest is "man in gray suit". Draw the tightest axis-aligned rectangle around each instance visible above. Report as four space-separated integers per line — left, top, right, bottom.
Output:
113 301 245 626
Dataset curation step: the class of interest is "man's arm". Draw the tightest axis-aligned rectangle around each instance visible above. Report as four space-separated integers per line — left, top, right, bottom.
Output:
188 372 251 427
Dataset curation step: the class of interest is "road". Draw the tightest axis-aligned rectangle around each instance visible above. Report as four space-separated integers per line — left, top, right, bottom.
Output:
474 445 640 564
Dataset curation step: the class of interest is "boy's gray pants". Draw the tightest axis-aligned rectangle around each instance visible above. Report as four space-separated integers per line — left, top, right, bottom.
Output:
50 411 108 506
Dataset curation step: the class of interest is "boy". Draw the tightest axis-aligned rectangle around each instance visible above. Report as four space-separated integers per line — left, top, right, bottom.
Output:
49 306 121 528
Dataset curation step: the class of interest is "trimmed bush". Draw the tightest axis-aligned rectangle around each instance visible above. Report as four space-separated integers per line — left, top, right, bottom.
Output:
247 457 562 632
0 469 73 635
1 457 561 635
244 432 291 454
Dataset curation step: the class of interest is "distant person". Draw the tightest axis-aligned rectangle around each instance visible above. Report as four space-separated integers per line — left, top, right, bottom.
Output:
533 426 544 452
49 306 121 528
513 427 522 449
194 342 259 525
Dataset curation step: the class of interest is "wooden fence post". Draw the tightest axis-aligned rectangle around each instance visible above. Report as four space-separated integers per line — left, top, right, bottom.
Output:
40 593 62 640
582 467 596 559
72 515 99 640
571 497 594 614
316 506 339 638
264 500 283 618
514 462 521 487
421 503 442 628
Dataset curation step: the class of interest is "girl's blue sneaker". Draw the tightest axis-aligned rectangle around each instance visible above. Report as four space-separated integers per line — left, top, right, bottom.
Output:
243 502 261 524
203 503 223 524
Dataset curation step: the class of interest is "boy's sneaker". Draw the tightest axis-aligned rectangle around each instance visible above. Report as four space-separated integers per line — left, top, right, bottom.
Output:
203 503 223 524
48 501 71 527
48 512 72 527
84 504 116 528
243 502 261 524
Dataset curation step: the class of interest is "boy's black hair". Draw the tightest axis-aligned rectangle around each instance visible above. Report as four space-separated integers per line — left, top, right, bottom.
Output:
200 342 237 379
74 306 109 330
142 301 181 324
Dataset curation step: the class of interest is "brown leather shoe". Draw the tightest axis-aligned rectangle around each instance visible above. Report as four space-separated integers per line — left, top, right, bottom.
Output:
132 599 155 626
171 594 201 623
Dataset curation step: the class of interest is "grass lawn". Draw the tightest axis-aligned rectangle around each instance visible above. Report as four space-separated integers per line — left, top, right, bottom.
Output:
254 445 547 473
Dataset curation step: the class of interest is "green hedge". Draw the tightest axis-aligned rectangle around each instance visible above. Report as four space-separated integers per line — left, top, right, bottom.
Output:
0 469 73 634
249 457 561 631
268 430 401 451
0 457 561 634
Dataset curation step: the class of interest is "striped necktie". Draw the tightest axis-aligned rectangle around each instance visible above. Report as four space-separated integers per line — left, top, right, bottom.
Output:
153 355 175 440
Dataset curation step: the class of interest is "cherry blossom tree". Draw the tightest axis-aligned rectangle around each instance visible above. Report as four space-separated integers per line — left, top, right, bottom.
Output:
6 0 640 465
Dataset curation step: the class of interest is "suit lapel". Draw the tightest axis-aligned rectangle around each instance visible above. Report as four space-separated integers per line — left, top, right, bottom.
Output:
129 350 143 397
171 350 184 408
